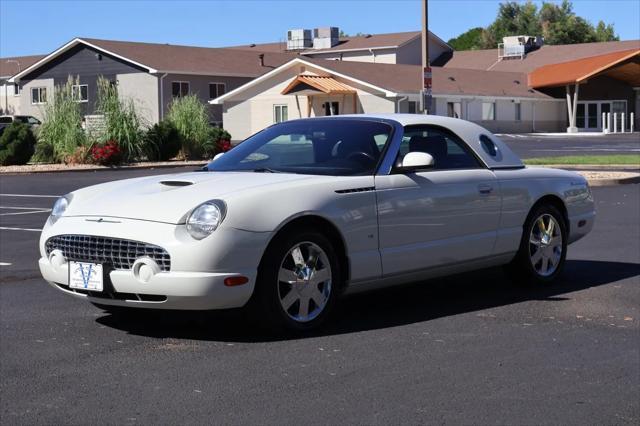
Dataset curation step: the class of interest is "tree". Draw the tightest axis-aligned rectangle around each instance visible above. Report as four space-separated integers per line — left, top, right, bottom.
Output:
447 27 484 51
448 0 620 50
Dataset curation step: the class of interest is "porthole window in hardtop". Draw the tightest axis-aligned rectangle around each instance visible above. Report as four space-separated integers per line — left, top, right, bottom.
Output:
398 125 482 170
480 134 499 157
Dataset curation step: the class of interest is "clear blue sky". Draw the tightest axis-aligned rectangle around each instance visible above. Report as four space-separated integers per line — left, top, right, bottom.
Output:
1 0 639 57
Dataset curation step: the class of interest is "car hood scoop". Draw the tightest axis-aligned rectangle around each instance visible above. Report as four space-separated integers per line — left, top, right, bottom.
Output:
159 180 194 187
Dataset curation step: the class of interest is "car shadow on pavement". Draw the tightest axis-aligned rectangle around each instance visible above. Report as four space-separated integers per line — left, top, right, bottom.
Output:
95 259 639 342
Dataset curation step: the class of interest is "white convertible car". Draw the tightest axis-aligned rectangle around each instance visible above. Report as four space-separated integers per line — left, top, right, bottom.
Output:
39 115 595 331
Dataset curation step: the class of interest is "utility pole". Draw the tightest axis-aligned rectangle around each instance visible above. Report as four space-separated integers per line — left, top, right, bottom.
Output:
421 0 432 114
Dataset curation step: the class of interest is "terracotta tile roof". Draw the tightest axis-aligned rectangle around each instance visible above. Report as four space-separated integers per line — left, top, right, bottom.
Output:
282 75 356 94
301 58 552 99
439 40 640 73
227 31 425 54
529 49 640 88
80 38 298 76
0 55 46 78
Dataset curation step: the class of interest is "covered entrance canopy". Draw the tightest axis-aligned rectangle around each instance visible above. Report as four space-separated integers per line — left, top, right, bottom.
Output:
528 49 640 132
282 74 358 115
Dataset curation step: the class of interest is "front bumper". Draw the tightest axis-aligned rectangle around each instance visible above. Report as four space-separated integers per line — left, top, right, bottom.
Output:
39 257 255 310
39 216 271 310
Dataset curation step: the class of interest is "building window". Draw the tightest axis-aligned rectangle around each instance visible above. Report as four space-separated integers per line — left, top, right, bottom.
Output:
274 104 288 123
408 101 418 114
31 87 47 104
515 103 521 121
323 101 339 116
13 83 21 96
208 83 226 100
447 102 462 119
171 81 190 98
482 102 496 121
72 84 88 103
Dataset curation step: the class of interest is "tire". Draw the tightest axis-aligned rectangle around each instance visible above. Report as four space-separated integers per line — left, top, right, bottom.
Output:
251 229 341 332
507 204 568 285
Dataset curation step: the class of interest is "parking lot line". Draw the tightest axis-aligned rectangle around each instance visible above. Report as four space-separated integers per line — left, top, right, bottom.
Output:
0 206 53 210
0 194 60 198
0 262 12 266
0 226 42 232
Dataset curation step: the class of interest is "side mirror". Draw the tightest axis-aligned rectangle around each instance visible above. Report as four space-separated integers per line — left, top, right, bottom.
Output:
213 152 224 161
399 152 434 172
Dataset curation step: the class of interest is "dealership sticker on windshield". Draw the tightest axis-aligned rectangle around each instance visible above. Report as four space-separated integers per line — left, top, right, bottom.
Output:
69 261 103 292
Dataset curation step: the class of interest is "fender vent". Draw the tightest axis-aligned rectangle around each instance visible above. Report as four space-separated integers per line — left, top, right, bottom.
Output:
335 187 375 194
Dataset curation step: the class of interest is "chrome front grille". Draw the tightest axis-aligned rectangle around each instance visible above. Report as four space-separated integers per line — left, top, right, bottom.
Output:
45 234 171 272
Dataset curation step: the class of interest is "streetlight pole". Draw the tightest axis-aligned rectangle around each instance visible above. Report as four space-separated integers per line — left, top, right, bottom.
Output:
421 0 432 114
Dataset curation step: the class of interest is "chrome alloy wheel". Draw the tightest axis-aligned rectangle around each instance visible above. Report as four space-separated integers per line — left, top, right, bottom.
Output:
529 213 563 277
277 241 332 323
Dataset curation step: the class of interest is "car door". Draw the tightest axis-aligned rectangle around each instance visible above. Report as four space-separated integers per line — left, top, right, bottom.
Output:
375 125 501 276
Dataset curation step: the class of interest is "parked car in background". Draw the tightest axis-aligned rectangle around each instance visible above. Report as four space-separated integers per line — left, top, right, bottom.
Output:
39 114 595 332
0 115 42 127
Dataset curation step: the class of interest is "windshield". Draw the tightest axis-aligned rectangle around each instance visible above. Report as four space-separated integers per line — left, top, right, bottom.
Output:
206 119 393 176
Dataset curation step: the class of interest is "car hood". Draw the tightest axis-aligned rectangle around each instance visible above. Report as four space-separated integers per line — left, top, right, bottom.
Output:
64 171 317 224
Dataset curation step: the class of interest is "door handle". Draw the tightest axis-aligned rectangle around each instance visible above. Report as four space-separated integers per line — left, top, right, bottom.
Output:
478 184 493 194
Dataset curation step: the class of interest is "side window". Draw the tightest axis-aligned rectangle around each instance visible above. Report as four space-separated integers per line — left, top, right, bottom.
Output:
398 125 482 170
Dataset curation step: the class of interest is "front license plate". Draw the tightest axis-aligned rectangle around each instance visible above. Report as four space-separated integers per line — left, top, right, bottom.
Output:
69 261 104 292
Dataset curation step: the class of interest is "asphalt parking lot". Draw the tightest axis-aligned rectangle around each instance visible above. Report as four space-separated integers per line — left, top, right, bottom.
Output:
498 132 640 158
1 168 639 424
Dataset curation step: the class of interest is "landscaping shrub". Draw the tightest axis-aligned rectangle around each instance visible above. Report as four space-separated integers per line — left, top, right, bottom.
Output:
95 77 145 161
143 120 181 161
91 140 123 166
167 95 210 159
36 76 86 163
0 122 37 166
200 127 232 159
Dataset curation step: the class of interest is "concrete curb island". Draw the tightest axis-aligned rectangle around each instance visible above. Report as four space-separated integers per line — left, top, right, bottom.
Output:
1 161 639 186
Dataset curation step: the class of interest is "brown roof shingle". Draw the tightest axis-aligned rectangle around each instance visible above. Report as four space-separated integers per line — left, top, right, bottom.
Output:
0 55 46 78
227 31 425 54
440 40 640 73
301 58 552 99
79 38 298 77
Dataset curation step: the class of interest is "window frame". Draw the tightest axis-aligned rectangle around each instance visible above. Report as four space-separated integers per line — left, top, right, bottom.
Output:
13 83 21 97
30 87 47 105
407 101 418 114
482 102 496 121
393 124 487 172
171 81 190 98
208 82 226 100
71 84 89 103
514 102 521 121
446 101 462 119
273 104 288 123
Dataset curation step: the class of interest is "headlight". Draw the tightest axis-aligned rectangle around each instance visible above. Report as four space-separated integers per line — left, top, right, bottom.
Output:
186 200 226 240
49 195 70 224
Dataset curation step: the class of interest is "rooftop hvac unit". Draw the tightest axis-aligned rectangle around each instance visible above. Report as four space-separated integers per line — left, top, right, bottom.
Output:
286 29 312 50
313 27 339 49
498 35 543 60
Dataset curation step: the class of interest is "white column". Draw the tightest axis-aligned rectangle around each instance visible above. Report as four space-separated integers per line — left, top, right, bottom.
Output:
602 112 607 133
607 112 612 133
631 113 635 133
622 114 626 133
613 113 618 133
566 84 579 133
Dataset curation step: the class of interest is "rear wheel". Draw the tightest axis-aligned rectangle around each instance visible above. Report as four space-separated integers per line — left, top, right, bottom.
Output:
508 204 567 284
252 230 341 332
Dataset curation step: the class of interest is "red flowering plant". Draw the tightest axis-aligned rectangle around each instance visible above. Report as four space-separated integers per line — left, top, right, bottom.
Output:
91 140 123 166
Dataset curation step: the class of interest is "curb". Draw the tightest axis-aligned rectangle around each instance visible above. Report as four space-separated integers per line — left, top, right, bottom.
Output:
0 162 207 174
586 175 640 187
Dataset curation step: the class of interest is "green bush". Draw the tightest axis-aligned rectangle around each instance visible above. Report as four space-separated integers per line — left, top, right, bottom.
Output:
143 120 181 161
0 122 37 166
95 77 145 161
200 127 232 158
36 76 86 163
167 95 211 159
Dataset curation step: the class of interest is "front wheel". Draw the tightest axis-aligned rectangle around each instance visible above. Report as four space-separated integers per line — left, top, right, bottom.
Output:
508 204 568 285
252 230 341 332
